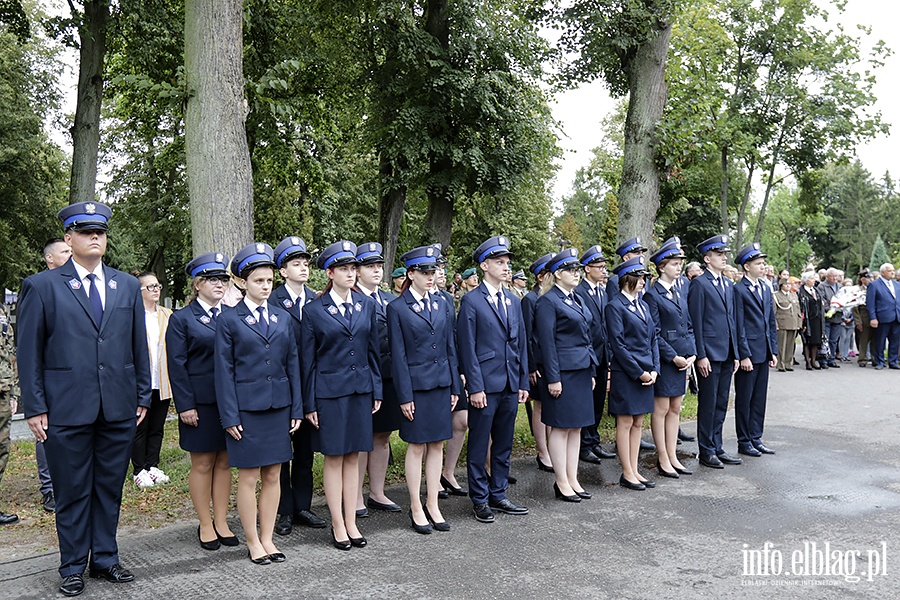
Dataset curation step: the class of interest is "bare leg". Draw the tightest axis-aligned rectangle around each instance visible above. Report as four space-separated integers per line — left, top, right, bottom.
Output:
189 452 216 541
405 443 427 523
211 451 235 536
531 400 551 466
667 397 686 471
236 468 265 559
616 415 638 483
258 464 281 555
548 427 572 494
366 432 394 504
343 453 362 539
442 410 468 487
323 455 347 540
566 429 583 493
651 396 672 470
424 441 445 522
356 452 368 511
631 417 646 482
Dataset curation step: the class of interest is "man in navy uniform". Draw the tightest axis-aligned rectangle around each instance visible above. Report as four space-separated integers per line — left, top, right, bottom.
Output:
576 245 616 463
733 243 778 458
687 235 742 469
272 236 326 535
866 263 900 370
457 236 529 523
18 202 151 597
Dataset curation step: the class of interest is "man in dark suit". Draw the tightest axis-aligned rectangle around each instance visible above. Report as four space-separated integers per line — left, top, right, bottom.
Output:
687 235 742 469
271 236 326 535
866 263 900 370
817 268 842 368
457 236 530 523
18 202 151 597
575 245 616 463
732 243 778 458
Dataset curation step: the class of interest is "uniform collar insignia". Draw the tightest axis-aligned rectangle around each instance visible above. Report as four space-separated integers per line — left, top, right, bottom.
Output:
199 315 210 324
108 279 117 289
244 315 257 325
68 278 82 290
282 298 293 308
270 314 278 323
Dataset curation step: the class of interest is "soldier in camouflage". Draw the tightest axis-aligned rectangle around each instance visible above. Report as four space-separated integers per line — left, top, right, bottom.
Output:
0 301 19 525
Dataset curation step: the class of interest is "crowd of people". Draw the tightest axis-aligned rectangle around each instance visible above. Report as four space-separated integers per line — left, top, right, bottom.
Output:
2 200 899 597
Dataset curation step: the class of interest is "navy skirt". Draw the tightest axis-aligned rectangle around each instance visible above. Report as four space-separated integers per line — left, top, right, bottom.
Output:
372 378 402 433
608 370 654 416
313 392 375 456
654 360 689 397
540 368 594 429
178 402 227 453
398 386 453 444
226 407 293 469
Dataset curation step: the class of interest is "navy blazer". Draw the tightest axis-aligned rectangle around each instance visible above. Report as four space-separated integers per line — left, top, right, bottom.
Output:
387 290 461 403
17 258 152 426
457 283 529 395
605 291 660 379
214 301 303 429
166 301 229 413
734 277 778 363
359 288 396 381
521 288 541 373
575 279 608 364
299 290 383 414
866 278 900 324
271 283 316 347
688 270 739 362
644 280 696 364
534 286 597 383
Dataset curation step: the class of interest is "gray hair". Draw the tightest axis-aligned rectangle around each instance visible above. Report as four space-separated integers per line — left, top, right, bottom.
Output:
800 271 817 284
881 263 894 275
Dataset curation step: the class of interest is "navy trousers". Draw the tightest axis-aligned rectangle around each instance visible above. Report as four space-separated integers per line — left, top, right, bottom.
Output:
734 362 770 448
467 390 518 505
696 359 734 458
278 420 315 516
873 320 900 367
580 363 608 451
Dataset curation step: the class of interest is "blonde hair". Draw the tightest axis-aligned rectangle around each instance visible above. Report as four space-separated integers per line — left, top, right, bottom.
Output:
539 271 557 296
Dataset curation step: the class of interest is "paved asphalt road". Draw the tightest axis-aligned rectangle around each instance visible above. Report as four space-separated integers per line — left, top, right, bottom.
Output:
2 363 898 598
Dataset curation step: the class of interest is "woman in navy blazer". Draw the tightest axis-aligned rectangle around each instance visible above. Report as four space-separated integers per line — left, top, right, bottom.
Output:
605 257 660 491
388 246 461 533
644 241 696 479
214 243 303 565
167 253 239 551
300 241 383 550
534 249 597 502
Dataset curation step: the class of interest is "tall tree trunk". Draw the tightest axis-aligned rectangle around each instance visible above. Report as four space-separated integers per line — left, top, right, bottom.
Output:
423 0 453 248
378 154 407 272
184 0 254 258
720 146 729 235
753 123 787 243
68 0 109 205
617 18 671 248
734 156 756 251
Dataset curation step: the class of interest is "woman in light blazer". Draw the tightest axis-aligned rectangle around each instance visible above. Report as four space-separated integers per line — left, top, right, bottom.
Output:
773 278 802 371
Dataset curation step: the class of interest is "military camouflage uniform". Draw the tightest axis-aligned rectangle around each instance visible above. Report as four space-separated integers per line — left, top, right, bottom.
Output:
0 303 18 484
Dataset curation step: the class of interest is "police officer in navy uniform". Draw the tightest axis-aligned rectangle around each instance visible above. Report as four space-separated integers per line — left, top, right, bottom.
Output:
214 243 303 565
606 237 648 298
18 202 151 596
270 237 326 535
733 243 778 457
575 245 617 464
300 241 382 550
457 236 529 523
167 252 240 551
354 242 403 515
687 235 742 469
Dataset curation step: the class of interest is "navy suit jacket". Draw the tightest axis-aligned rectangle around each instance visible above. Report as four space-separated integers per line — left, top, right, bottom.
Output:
734 277 778 363
387 289 461 403
271 283 317 347
605 291 660 379
576 279 608 364
358 288 396 382
166 301 229 413
214 301 303 429
521 288 541 372
688 269 739 362
535 286 597 383
866 278 900 324
299 290 383 414
18 258 151 426
457 283 529 395
644 280 696 363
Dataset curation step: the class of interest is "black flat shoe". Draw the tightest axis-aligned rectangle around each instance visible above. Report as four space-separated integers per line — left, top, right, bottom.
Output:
349 535 367 548
656 462 680 479
440 475 468 496
424 506 451 532
60 574 84 597
248 550 271 565
331 528 351 551
553 483 581 503
268 552 286 563
409 509 432 534
674 465 694 475
619 475 646 491
639 479 656 488
367 498 402 512
574 489 592 500
213 524 239 546
355 507 370 518
536 456 554 472
198 526 220 551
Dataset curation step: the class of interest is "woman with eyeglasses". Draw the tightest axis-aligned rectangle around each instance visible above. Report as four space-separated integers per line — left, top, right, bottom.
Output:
166 254 239 551
131 272 173 488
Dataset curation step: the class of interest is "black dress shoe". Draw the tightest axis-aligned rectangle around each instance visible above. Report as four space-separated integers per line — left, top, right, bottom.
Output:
349 535 367 548
89 563 135 583
699 454 724 469
330 528 351 551
268 552 286 563
60 574 84 597
553 483 581 503
830 362 841 368
473 503 494 523
440 475 468 496
438 490 449 500
673 465 693 475
591 445 617 459
536 456 554 472
248 550 271 565
42 491 56 512
367 498 402 512
619 475 646 490
296 509 327 529
738 446 762 457
677 429 696 442
0 511 19 525
656 461 680 479
579 449 602 464
507 475 517 484
213 524 239 546
274 514 293 536
754 443 776 455
716 452 743 465
489 498 529 515
574 489 592 500
410 509 432 534
424 506 451 531
890 364 900 370
198 526 220 551
355 507 370 518
639 439 656 451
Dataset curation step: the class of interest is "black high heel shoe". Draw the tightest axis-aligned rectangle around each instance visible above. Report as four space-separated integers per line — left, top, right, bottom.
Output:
440 475 468 496
536 456 554 472
213 524 239 547
574 489 592 500
656 461 680 479
673 465 693 475
349 535 367 548
553 483 581 503
409 509 432 535
330 527 351 551
424 506 451 532
198 526 220 551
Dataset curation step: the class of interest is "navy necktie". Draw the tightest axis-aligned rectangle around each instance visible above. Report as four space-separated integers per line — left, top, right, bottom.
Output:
86 273 103 325
343 302 353 328
210 307 219 322
256 306 268 336
423 295 432 319
496 291 508 328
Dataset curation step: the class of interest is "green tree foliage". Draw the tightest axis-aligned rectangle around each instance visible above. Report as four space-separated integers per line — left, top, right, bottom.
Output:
869 234 889 273
753 185 827 273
